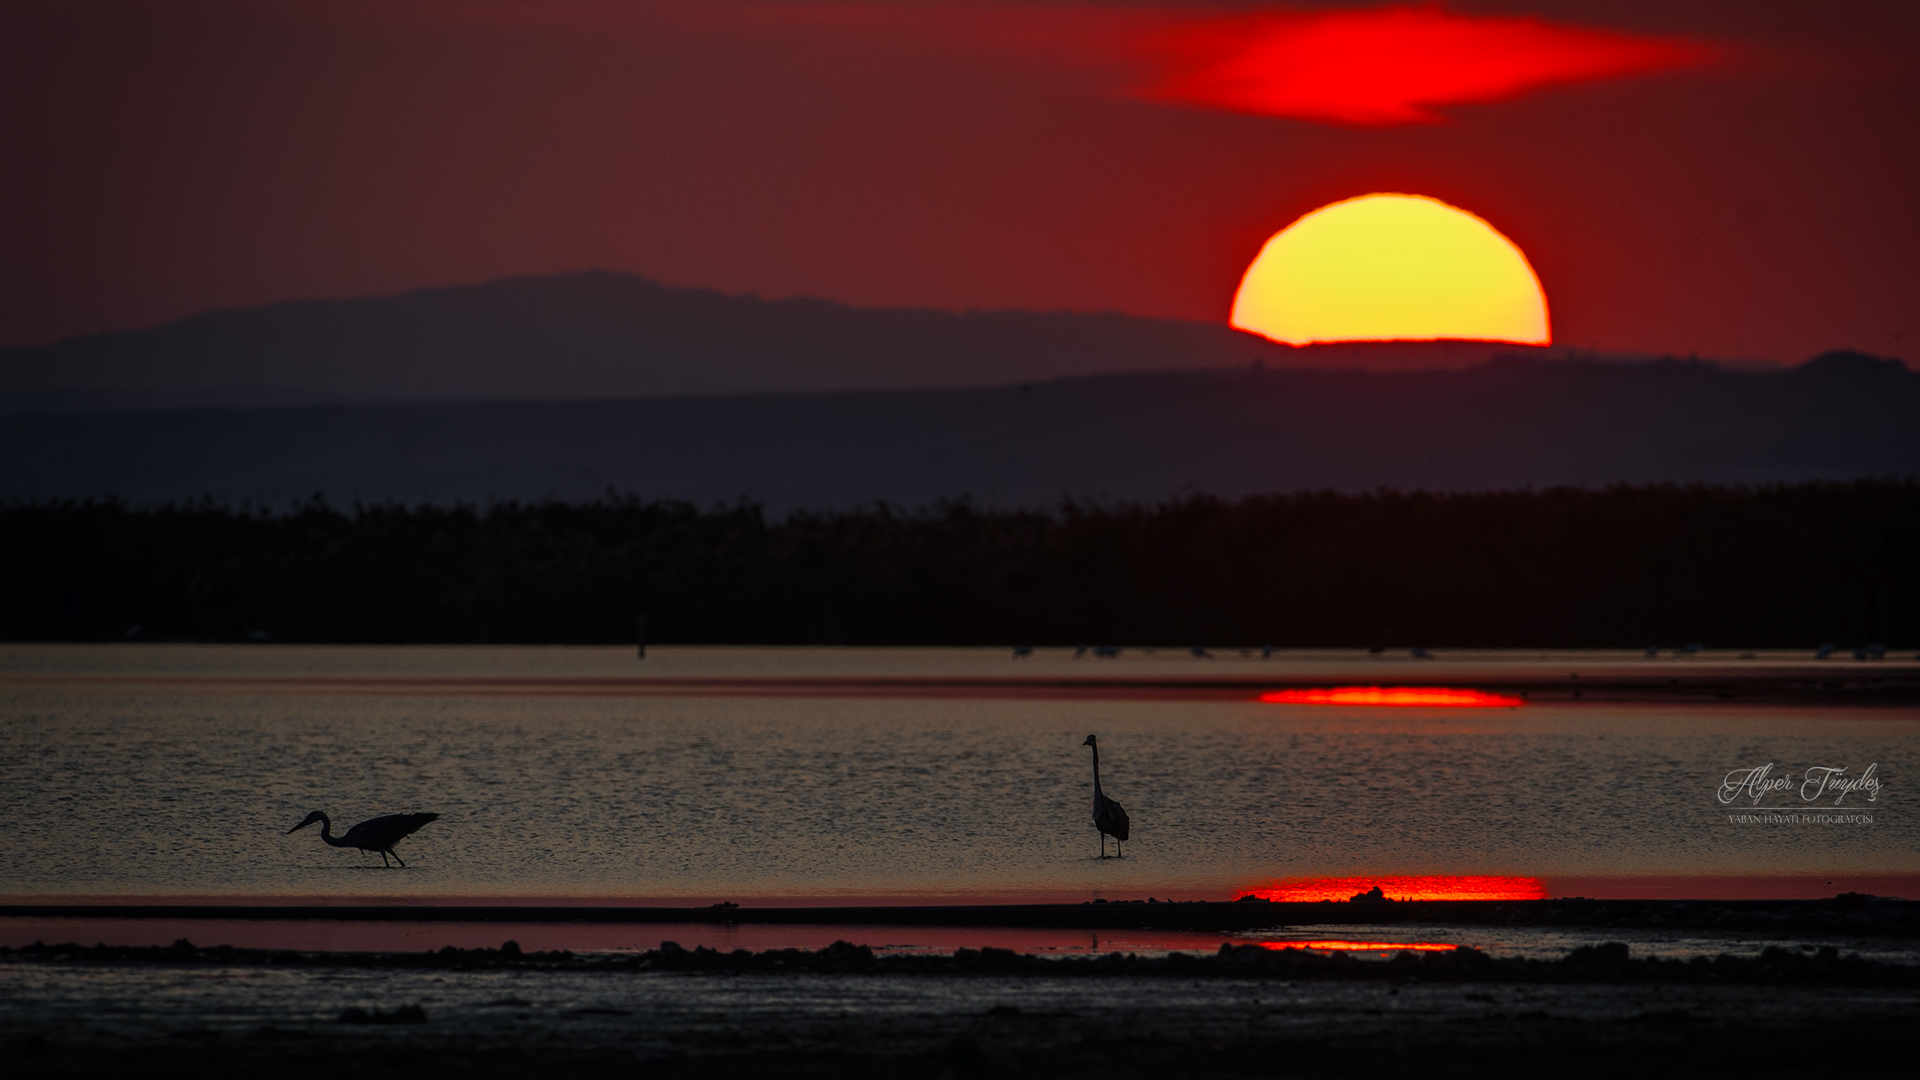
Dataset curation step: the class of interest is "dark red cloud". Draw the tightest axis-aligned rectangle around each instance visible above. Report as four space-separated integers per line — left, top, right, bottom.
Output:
1136 6 1717 125
647 4 1720 126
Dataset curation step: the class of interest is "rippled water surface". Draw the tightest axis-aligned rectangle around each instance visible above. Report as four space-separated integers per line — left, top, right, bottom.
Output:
1 645 1912 901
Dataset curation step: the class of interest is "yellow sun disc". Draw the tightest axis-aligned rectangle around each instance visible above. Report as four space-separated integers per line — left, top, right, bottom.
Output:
1230 193 1550 347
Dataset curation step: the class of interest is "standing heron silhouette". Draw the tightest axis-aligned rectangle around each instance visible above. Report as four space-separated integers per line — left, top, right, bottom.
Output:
1082 735 1130 858
287 811 438 867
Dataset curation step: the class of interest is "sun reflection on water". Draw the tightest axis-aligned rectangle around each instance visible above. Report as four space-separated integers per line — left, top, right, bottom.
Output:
1243 875 1548 902
1262 940 1459 953
1259 687 1524 707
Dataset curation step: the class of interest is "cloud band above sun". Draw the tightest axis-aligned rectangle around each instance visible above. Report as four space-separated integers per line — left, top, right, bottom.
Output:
1135 5 1718 126
1231 194 1550 347
618 4 1721 129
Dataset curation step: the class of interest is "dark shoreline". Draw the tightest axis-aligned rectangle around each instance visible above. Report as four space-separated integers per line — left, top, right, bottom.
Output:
8 936 1919 986
10 668 1920 703
7 896 1917 936
10 666 1920 711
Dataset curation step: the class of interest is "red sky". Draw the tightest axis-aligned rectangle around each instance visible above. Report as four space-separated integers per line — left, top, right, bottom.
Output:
2 0 1915 364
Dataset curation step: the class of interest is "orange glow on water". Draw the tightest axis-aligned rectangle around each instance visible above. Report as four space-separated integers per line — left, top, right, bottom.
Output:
1245 875 1548 903
1259 686 1524 708
1231 194 1549 347
1139 6 1715 126
1262 940 1459 953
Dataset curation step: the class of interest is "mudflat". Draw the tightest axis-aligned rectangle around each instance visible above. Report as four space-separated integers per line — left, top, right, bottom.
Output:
6 939 1917 1078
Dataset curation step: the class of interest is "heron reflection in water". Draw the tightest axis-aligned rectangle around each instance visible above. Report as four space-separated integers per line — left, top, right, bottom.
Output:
1082 735 1131 858
288 811 438 867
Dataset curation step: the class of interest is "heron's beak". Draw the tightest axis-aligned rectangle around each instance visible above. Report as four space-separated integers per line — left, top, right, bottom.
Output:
288 819 313 834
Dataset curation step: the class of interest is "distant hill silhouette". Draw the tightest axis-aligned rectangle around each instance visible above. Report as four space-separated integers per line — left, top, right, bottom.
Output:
0 271 1578 413
2 352 1912 510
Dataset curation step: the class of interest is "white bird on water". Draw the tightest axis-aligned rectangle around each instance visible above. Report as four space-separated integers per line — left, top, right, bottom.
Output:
1082 735 1131 858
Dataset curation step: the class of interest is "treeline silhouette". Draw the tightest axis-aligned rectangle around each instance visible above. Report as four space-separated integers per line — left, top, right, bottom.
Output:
4 481 1915 648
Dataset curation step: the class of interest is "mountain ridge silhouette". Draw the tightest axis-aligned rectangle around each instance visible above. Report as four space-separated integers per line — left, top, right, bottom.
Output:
4 350 1912 511
3 270 1595 413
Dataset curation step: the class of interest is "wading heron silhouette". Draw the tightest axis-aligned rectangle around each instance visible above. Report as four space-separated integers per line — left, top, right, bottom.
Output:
1082 735 1130 858
287 811 438 867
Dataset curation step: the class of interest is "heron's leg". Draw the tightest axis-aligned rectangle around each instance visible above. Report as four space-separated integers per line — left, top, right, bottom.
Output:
390 849 407 868
379 850 391 868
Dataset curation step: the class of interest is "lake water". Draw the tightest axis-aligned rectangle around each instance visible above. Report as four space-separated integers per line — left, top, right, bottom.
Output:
1 645 1913 905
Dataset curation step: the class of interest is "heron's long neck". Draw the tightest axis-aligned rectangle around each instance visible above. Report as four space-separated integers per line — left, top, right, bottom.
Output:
1090 745 1103 796
315 814 346 846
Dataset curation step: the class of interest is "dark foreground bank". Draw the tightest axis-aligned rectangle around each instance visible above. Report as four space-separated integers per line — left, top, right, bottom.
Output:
10 935 1920 985
10 896 1920 936
6 480 1919 646
6 939 1916 1079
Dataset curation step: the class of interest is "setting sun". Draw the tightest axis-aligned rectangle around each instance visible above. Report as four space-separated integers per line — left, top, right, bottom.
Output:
1230 193 1549 347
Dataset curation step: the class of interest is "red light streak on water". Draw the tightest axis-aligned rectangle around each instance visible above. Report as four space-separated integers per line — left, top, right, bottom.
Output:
1262 940 1458 953
1244 875 1548 903
1259 687 1524 707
